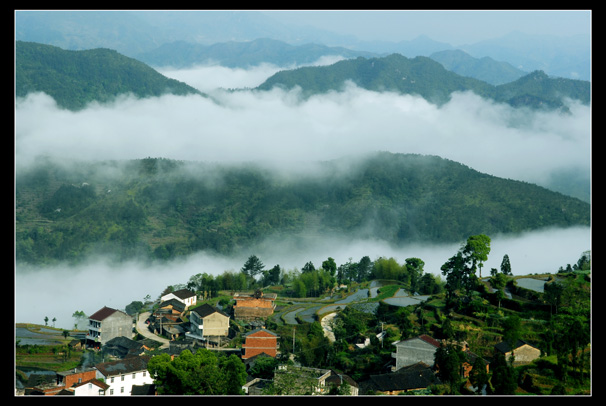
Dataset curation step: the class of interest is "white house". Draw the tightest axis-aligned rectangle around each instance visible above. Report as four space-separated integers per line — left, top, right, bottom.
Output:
71 379 110 396
94 356 154 396
160 288 197 308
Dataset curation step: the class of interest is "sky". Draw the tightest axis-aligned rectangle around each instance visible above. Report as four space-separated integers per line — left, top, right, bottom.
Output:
261 10 591 45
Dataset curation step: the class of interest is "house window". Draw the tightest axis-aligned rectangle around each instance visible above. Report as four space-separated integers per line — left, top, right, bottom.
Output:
143 371 147 377
132 372 136 379
110 389 114 395
121 375 125 381
121 387 124 393
111 377 114 383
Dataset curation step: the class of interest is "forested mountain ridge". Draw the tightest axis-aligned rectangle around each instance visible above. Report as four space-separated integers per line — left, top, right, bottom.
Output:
256 53 590 110
15 153 590 265
15 41 203 110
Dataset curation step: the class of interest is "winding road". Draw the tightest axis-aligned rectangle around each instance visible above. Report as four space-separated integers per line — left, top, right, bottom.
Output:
136 312 170 349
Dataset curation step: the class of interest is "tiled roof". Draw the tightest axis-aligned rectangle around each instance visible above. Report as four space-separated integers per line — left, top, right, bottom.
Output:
170 289 195 299
244 328 278 337
88 306 118 321
365 362 439 392
191 303 229 318
72 378 110 390
95 356 151 378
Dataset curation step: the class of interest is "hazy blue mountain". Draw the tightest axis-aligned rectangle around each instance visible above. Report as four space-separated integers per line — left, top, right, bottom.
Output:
15 11 589 81
135 38 377 69
430 49 527 85
459 31 590 81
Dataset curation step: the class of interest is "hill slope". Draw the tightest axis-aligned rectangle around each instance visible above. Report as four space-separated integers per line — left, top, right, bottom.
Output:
256 53 590 110
15 153 590 265
15 41 203 110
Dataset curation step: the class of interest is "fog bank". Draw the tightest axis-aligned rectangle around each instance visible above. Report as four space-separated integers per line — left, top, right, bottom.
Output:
15 226 589 330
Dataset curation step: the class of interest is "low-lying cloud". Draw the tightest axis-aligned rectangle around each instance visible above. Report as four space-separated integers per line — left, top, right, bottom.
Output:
15 225 590 330
15 63 590 190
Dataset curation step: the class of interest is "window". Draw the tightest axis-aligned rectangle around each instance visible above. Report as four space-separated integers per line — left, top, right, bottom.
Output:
121 387 124 393
110 389 114 395
111 377 114 383
121 374 125 381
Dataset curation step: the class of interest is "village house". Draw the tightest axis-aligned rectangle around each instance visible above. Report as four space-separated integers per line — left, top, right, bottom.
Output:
391 334 441 371
233 289 277 321
102 336 149 359
26 367 98 396
494 339 541 365
241 328 279 359
94 356 154 396
86 306 133 348
188 303 230 344
70 379 110 396
160 288 196 308
360 362 439 395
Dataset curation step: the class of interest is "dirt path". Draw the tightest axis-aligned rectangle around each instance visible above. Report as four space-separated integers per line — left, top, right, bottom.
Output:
321 312 337 342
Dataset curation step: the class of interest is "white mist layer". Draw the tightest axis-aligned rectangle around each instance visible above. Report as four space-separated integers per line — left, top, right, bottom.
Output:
15 226 590 330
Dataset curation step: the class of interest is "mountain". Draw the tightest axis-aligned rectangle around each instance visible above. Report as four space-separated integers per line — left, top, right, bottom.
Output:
256 53 590 110
15 41 202 110
460 31 591 81
15 153 590 265
135 38 377 69
430 49 527 85
256 53 495 105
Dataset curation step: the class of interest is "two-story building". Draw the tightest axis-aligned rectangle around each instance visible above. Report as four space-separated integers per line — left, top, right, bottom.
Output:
87 306 133 348
391 334 441 371
242 328 279 359
94 356 154 396
188 303 230 344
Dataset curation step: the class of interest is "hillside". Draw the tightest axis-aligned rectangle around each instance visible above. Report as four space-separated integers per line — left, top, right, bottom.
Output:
15 153 590 265
430 49 526 85
15 41 203 111
256 53 590 110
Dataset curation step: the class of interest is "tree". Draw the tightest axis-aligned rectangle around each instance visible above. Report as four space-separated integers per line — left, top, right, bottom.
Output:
490 272 508 308
148 349 246 395
441 251 476 305
434 342 466 394
405 257 425 293
321 257 337 276
463 234 491 278
241 255 265 279
489 351 517 394
500 254 512 275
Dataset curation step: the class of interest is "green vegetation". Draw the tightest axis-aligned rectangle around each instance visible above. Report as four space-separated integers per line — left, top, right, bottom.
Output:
257 53 590 111
16 246 591 395
15 153 590 265
15 41 202 110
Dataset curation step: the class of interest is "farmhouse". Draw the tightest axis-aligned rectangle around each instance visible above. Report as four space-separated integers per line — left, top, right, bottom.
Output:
160 288 196 308
242 328 279 359
86 306 133 347
494 339 541 365
188 303 230 344
391 334 441 371
94 356 154 396
233 290 277 321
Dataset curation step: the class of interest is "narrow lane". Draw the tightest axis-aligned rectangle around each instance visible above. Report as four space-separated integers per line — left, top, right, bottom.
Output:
136 312 170 349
